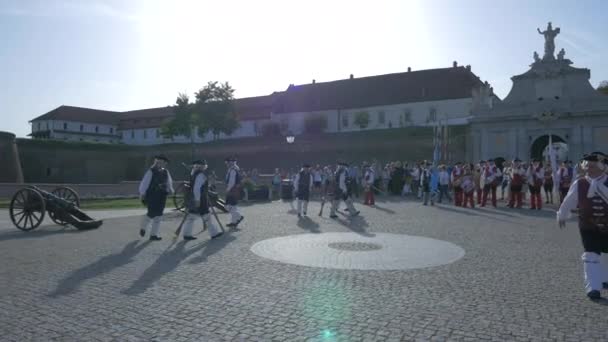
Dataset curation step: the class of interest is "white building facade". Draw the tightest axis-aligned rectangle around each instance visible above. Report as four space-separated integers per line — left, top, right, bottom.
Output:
30 64 493 145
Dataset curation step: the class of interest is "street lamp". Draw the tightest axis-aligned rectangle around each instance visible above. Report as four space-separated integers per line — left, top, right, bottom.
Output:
286 132 295 144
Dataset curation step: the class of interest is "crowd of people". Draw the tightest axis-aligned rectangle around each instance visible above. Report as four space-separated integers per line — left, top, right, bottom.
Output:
262 158 583 209
136 151 608 300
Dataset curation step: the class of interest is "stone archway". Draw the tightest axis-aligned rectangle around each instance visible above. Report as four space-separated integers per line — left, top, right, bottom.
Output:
530 134 566 161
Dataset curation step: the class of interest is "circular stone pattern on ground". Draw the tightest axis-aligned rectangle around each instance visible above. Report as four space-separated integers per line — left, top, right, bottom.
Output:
251 232 465 270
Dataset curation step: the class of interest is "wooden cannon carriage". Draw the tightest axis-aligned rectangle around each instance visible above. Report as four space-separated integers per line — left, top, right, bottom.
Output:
8 186 103 231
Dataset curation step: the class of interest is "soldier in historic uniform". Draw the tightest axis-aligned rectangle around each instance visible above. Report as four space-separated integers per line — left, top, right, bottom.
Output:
507 158 526 208
461 164 476 208
180 160 223 240
225 156 244 228
294 163 313 217
528 159 544 210
138 155 174 241
330 161 359 218
558 152 608 299
362 162 376 206
481 159 502 207
558 160 574 204
451 162 464 206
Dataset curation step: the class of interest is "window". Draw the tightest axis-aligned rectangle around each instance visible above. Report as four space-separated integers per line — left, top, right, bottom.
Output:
143 130 147 139
95 126 99 133
156 129 160 138
428 108 437 122
80 124 84 132
378 111 386 124
131 130 134 139
342 113 349 128
37 122 41 131
46 122 49 130
110 127 113 134
403 109 412 124
63 122 67 130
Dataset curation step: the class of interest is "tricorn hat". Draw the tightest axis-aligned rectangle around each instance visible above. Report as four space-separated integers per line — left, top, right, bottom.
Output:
513 158 522 162
191 159 207 165
479 160 486 164
154 154 169 162
302 163 311 168
583 152 608 164
225 156 237 162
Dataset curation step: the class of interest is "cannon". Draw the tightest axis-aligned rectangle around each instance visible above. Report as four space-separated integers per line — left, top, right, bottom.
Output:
8 186 103 231
173 162 228 213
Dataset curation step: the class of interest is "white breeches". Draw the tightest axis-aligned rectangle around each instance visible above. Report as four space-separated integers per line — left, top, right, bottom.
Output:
227 205 241 223
582 252 602 293
150 216 162 236
183 213 221 237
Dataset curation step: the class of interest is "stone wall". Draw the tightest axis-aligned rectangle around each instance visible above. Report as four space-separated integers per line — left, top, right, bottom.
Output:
0 131 24 183
16 126 468 184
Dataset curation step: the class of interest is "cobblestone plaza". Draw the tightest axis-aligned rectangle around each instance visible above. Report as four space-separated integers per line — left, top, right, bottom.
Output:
1 200 608 341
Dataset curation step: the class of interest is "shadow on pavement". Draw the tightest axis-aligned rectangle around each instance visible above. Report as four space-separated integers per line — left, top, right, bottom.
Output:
0 225 90 242
434 205 520 225
48 240 151 298
334 211 374 237
370 204 396 214
122 231 238 295
187 232 237 265
121 240 203 296
297 216 320 233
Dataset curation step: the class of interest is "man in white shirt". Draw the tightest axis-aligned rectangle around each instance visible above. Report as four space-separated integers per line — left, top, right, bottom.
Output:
481 159 502 208
138 155 174 241
180 160 223 241
225 157 244 228
330 161 359 218
294 164 314 217
557 152 608 300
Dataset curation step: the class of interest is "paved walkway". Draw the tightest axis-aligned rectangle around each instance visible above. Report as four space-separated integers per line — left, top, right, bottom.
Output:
0 198 607 341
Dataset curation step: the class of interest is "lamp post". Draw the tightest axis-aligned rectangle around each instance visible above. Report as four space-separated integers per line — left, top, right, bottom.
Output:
536 109 559 202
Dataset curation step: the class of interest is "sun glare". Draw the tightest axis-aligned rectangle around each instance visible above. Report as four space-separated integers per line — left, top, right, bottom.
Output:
130 0 430 98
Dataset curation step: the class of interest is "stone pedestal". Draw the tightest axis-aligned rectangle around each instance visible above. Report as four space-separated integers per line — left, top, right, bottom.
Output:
0 131 24 183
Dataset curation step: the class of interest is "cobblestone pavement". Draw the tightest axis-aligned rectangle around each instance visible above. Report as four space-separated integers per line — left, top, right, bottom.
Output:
1 198 608 341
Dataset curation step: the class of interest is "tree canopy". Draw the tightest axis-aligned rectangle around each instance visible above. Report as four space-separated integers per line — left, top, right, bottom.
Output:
161 82 239 141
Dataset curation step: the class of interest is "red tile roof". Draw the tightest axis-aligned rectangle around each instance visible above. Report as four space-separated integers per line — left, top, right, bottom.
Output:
273 66 485 113
29 105 120 125
30 66 487 129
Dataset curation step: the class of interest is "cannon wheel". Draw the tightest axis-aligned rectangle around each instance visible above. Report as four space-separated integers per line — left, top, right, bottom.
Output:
9 188 46 231
173 182 188 212
49 186 81 226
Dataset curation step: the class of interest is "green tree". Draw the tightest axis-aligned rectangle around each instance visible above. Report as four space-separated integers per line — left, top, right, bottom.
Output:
598 80 608 95
161 93 195 139
353 111 370 130
304 114 328 134
160 93 197 158
194 81 239 140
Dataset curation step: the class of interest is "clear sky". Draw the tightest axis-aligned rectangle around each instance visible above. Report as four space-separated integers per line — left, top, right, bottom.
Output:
1 0 607 138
